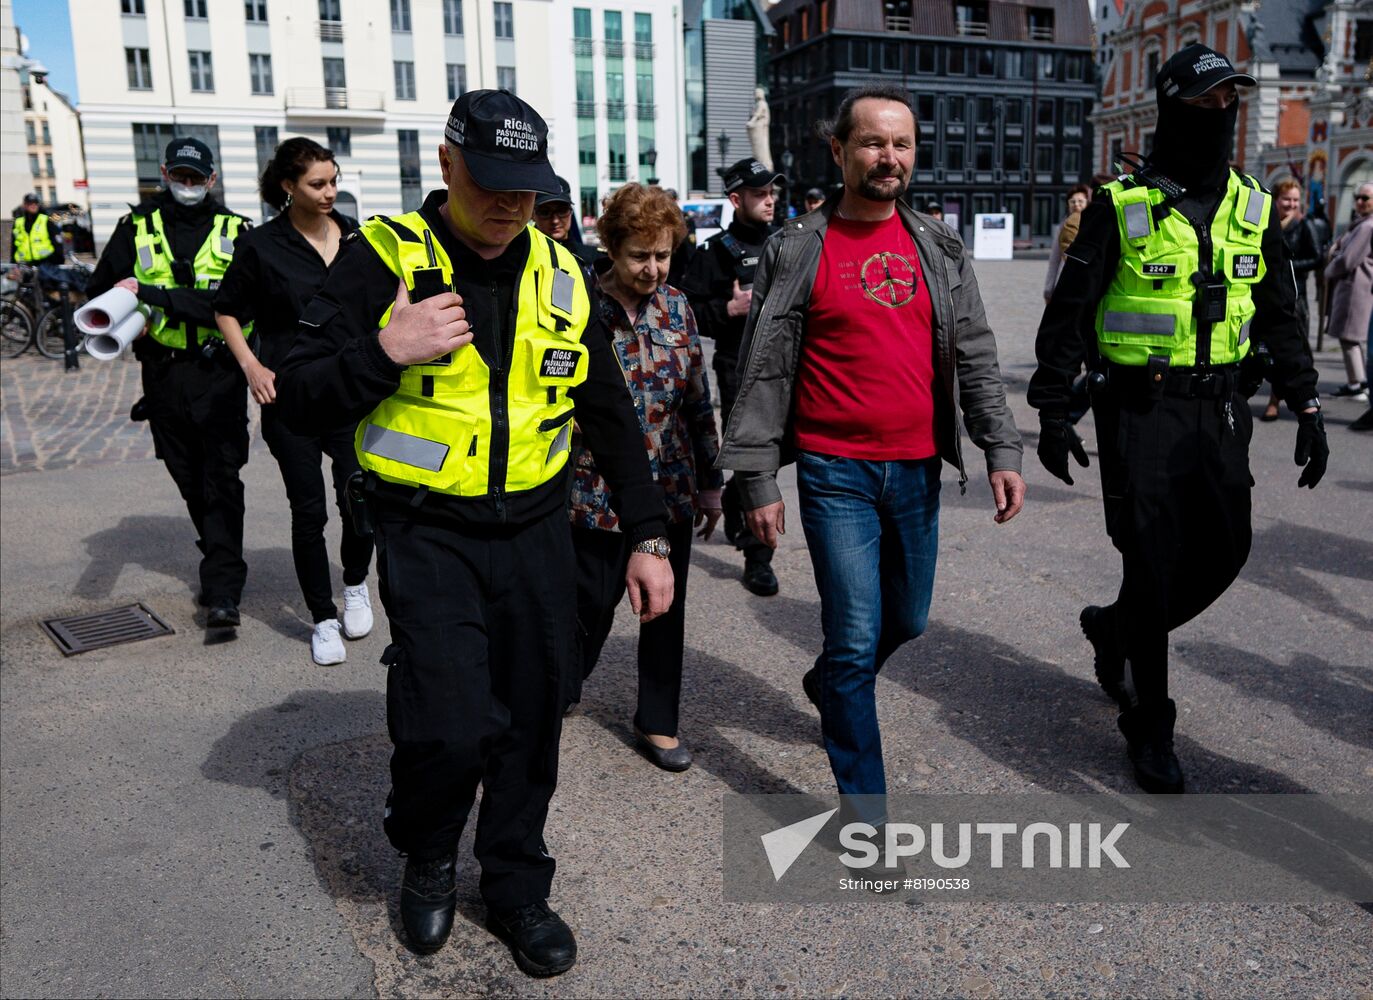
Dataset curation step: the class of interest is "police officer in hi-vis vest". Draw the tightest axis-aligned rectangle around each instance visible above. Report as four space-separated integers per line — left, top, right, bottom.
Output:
87 138 252 629
275 91 673 975
1030 45 1329 794
10 192 64 269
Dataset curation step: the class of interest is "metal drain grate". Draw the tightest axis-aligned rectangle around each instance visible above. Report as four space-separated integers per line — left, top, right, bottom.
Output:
40 603 175 656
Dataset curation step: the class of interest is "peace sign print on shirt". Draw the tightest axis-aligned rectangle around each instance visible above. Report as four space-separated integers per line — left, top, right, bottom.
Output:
860 251 919 308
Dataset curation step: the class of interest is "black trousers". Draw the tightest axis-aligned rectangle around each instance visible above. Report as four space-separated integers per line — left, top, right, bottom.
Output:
259 407 373 623
376 505 574 912
140 352 249 604
1092 386 1254 706
713 352 771 564
571 519 693 736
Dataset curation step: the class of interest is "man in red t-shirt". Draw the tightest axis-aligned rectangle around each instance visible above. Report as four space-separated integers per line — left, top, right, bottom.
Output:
719 85 1025 817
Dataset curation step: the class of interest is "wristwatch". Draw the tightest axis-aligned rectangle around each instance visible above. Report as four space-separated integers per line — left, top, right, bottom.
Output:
632 536 671 559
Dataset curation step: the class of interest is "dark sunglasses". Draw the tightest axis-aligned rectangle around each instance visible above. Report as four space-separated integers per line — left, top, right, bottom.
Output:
534 204 572 217
1356 195 1372 202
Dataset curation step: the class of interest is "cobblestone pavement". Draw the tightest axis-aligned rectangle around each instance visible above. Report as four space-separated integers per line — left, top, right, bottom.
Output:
0 352 262 476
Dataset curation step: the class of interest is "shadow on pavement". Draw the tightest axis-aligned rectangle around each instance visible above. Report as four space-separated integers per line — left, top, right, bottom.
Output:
74 513 327 641
1245 521 1372 631
1176 641 1373 752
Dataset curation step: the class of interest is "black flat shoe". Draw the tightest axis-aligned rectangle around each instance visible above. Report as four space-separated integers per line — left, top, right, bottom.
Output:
1080 606 1127 708
633 727 692 771
742 558 779 597
206 601 240 629
487 900 577 977
400 855 457 954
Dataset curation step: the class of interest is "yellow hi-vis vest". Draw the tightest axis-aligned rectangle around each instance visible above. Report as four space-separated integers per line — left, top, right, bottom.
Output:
14 213 56 262
131 208 246 349
1097 170 1271 367
355 214 591 499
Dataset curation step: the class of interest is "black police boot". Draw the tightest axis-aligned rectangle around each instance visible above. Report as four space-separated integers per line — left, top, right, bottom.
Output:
801 666 821 711
400 854 458 954
1118 700 1184 794
1080 606 1127 707
486 900 577 977
742 553 779 597
206 600 240 629
129 397 149 422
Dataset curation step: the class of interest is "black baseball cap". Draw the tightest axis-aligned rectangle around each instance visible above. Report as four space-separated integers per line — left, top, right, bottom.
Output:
22 192 40 205
535 175 574 209
164 137 215 176
1156 43 1255 100
720 157 786 194
445 89 560 194
804 187 825 201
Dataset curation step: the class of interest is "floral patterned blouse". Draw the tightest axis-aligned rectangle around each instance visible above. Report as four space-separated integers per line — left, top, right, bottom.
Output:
570 279 725 531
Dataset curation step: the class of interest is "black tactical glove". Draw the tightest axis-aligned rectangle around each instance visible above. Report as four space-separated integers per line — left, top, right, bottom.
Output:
1294 410 1329 489
1037 415 1090 486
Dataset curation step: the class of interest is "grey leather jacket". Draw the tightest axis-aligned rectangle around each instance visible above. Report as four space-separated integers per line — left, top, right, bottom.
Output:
717 199 1024 509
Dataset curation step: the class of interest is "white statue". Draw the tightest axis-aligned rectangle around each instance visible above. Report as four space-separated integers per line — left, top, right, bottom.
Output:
746 88 772 171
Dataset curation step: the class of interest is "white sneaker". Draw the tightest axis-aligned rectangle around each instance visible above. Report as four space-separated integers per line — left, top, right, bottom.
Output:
311 619 346 666
341 582 374 639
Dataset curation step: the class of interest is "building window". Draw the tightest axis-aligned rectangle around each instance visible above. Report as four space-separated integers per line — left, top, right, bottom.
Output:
1036 99 1054 128
916 143 934 170
398 129 422 211
850 39 870 70
1026 7 1054 40
394 61 415 100
818 0 831 32
948 47 966 75
125 47 153 90
446 63 467 101
1109 137 1123 168
947 96 965 123
915 44 935 73
184 0 207 18
635 11 652 49
188 51 214 92
121 0 145 13
916 93 935 127
249 53 273 95
1003 141 1022 171
1065 54 1084 81
1004 98 1023 125
1038 52 1055 80
1034 145 1054 172
1062 145 1081 176
25 120 36 144
608 131 626 181
326 126 351 156
976 48 995 76
946 142 965 170
1033 194 1054 236
1063 100 1082 129
28 153 39 176
975 143 994 171
494 2 514 39
245 0 267 22
975 96 994 131
255 125 279 215
881 42 902 72
498 66 517 93
443 0 463 35
576 69 595 109
319 0 341 20
1004 50 1023 78
390 0 410 32
1145 49 1160 87
574 8 592 38
1356 20 1373 62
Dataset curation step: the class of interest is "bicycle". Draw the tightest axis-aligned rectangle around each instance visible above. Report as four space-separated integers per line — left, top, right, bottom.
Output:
1 261 92 361
35 262 94 363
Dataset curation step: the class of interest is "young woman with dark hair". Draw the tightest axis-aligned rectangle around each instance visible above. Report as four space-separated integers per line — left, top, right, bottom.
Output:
213 136 375 666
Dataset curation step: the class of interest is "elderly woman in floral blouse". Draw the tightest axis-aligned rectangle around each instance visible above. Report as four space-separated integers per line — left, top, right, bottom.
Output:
569 183 724 772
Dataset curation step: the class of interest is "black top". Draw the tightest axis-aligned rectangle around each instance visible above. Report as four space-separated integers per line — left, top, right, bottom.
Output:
1281 216 1321 293
274 189 667 539
88 189 250 334
213 210 358 369
1027 180 1320 416
682 217 774 358
10 213 64 264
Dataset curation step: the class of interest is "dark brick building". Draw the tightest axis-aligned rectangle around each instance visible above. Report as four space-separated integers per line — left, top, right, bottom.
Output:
765 0 1097 241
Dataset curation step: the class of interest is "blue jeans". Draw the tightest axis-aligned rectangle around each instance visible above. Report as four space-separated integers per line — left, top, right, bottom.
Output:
797 452 941 800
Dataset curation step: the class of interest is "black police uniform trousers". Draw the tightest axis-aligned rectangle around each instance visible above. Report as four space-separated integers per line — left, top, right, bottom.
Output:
375 502 574 913
259 407 373 623
571 518 694 736
1092 372 1253 706
713 351 772 564
139 346 249 604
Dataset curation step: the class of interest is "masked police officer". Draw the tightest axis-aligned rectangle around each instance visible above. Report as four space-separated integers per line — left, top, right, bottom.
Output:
87 138 252 628
1029 45 1329 793
684 157 785 596
275 91 673 975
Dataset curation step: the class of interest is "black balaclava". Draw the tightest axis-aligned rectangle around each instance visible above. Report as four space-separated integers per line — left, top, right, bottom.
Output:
1147 93 1238 193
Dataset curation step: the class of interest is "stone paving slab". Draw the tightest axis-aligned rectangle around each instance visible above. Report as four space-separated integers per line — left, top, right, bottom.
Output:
2 259 1370 999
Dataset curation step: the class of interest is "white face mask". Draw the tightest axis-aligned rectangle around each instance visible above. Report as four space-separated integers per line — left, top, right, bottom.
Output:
169 180 209 206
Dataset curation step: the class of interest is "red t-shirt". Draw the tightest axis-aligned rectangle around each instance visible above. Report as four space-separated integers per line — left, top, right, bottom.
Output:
793 212 937 460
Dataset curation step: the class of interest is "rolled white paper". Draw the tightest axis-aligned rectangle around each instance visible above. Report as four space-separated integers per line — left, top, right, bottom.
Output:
74 286 140 336
84 307 147 361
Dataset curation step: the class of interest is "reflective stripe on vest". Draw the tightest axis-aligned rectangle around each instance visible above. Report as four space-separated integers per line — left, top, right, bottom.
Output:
1096 171 1268 368
355 213 592 498
14 214 56 262
131 208 247 350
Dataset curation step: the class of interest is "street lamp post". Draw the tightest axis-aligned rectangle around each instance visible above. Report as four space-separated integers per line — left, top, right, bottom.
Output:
645 148 658 186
